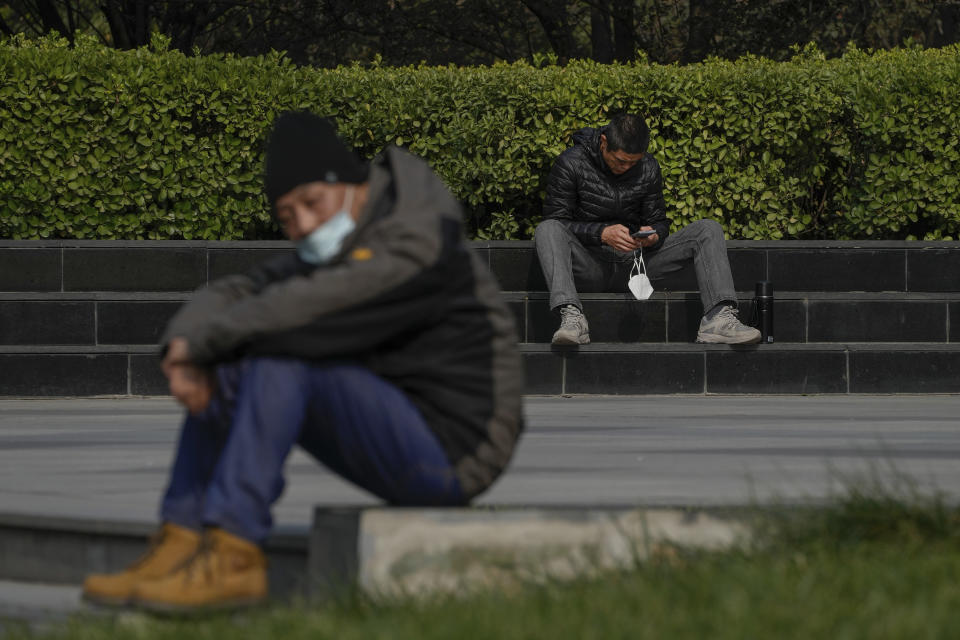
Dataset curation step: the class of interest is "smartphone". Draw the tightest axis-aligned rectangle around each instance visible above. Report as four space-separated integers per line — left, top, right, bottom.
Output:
631 229 656 239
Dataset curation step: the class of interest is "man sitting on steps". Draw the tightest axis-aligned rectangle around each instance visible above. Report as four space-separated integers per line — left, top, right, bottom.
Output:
81 111 524 612
535 112 761 346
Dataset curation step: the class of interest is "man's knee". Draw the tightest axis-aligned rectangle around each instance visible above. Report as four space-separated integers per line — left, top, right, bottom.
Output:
534 219 570 247
226 357 312 393
687 218 724 239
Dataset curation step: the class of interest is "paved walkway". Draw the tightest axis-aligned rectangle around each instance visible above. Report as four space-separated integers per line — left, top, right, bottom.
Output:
2 395 959 528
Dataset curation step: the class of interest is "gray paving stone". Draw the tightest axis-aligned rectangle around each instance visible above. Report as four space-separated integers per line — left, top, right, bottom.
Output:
1 395 959 529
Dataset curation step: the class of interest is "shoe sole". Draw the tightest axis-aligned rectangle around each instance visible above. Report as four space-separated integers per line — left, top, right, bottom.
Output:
135 595 267 615
552 334 590 346
696 333 762 345
81 592 133 608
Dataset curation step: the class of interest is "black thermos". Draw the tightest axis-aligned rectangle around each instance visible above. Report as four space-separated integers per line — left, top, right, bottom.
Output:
755 281 774 343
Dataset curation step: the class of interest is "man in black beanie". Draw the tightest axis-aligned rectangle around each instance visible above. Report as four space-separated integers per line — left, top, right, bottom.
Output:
82 111 524 612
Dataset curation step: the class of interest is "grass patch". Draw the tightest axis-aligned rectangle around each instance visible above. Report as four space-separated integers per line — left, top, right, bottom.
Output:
10 489 960 640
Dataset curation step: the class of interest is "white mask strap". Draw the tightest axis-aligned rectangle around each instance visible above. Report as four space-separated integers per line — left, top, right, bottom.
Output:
631 247 645 276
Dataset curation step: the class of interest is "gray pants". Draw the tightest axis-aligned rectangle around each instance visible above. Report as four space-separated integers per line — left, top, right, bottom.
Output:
534 218 738 313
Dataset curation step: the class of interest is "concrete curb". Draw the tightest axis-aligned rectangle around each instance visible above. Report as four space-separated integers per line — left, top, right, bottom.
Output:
326 507 751 598
0 580 86 626
0 506 752 614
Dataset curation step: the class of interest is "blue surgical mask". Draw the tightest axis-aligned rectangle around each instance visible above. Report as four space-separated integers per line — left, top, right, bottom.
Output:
296 186 357 265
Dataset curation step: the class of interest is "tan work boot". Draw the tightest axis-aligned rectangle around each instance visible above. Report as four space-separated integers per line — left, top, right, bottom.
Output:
82 523 201 607
132 528 268 613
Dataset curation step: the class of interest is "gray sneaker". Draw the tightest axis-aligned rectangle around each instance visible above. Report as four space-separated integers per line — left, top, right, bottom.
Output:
696 306 762 344
552 305 590 345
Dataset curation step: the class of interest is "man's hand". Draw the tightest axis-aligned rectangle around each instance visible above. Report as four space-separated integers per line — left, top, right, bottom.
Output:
636 226 660 248
600 224 659 252
161 337 213 414
600 224 641 252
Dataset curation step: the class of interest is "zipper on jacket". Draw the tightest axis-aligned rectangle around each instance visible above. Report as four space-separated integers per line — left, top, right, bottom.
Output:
614 182 622 220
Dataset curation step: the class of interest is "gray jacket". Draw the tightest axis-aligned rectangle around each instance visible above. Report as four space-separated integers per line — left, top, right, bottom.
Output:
162 147 524 498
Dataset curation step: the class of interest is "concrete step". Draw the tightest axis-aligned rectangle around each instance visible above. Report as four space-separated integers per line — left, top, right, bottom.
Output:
0 346 158 396
1 343 959 396
2 240 958 396
0 294 184 348
523 342 960 395
3 240 960 294
508 291 960 344
2 291 959 347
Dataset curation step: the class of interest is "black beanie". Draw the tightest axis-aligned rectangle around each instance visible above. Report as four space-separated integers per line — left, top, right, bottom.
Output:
264 111 369 206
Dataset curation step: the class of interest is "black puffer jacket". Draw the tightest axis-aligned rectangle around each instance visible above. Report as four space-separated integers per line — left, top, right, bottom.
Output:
542 126 669 248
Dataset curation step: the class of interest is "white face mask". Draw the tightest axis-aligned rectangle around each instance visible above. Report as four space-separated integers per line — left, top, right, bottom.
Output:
628 250 654 300
296 186 356 265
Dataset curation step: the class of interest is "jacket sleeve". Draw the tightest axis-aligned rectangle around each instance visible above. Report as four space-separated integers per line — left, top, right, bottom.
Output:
160 274 258 356
640 161 670 250
542 152 606 246
163 216 450 365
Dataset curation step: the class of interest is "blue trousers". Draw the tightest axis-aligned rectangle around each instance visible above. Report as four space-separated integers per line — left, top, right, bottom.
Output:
160 358 464 543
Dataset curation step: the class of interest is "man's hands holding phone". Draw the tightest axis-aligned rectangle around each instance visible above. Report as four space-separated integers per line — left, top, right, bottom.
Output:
600 224 659 252
161 337 213 414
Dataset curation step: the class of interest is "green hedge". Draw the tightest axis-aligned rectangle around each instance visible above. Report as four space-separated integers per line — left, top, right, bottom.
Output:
1 34 959 240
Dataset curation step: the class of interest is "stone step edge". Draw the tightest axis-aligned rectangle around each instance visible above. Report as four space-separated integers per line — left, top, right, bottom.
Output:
4 291 960 301
503 291 960 300
517 342 960 352
0 345 159 354
2 343 960 355
3 239 960 249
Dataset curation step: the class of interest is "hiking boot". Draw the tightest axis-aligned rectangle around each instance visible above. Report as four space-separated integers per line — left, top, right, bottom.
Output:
132 528 268 613
82 523 201 607
696 306 762 344
552 304 590 345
